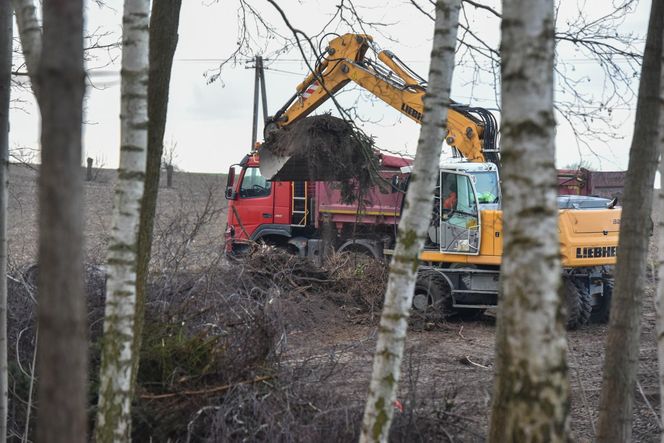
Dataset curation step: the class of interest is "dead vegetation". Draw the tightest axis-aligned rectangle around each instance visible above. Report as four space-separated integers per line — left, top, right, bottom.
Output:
5 166 661 442
5 245 467 442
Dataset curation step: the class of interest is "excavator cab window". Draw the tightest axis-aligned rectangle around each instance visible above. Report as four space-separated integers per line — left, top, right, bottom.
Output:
439 171 481 255
470 171 500 205
239 167 272 199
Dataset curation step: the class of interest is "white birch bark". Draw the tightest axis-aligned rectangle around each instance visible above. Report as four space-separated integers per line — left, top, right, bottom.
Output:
11 0 41 100
95 2 149 441
358 1 460 441
488 0 569 441
0 4 11 441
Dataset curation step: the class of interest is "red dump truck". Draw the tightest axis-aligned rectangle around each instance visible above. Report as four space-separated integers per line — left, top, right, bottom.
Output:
557 169 626 200
224 151 413 260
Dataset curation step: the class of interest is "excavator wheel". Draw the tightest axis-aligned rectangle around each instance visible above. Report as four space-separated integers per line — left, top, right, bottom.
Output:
590 278 613 324
563 277 592 330
413 269 453 318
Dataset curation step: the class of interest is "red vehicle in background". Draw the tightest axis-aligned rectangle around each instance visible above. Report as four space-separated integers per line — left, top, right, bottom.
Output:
558 169 625 200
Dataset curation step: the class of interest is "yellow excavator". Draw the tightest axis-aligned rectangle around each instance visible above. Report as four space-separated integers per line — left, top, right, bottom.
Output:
257 33 620 328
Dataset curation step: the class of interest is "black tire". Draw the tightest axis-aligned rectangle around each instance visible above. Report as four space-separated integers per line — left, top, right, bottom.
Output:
413 269 453 317
590 278 613 324
563 277 592 330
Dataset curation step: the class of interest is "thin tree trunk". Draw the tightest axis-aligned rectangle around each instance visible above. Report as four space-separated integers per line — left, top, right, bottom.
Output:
11 0 41 101
597 1 663 441
648 3 664 443
488 1 567 441
133 0 182 390
95 1 150 440
35 1 87 442
657 107 664 443
0 3 11 441
359 1 460 441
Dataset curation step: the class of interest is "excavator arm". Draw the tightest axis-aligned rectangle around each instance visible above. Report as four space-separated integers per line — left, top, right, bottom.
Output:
265 33 498 164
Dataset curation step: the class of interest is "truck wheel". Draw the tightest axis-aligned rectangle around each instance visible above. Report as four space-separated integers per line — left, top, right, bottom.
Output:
590 278 613 324
563 277 592 330
413 270 453 317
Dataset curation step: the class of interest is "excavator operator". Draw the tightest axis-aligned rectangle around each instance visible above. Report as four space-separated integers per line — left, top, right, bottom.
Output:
443 183 457 210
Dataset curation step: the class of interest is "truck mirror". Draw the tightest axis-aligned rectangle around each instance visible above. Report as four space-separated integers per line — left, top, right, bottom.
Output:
390 175 399 191
226 166 236 187
391 175 406 192
225 165 240 200
225 187 237 200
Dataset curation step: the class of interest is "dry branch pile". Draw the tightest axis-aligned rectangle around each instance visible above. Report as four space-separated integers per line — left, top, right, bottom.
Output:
5 243 468 441
5 246 394 441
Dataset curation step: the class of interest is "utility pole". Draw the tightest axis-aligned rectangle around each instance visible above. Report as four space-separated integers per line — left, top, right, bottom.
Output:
250 55 269 150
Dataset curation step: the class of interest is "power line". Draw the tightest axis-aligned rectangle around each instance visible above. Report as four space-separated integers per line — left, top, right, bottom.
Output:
262 66 306 76
174 56 639 64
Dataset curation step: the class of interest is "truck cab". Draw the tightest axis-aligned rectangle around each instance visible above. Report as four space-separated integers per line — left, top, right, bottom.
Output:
224 153 296 252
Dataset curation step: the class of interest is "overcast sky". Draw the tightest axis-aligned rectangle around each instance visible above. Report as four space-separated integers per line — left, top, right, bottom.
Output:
9 0 651 173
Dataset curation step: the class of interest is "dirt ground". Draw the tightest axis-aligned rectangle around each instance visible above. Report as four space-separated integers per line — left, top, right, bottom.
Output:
282 291 660 442
7 164 662 441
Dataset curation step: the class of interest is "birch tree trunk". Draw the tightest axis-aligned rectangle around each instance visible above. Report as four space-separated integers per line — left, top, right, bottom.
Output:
35 1 87 441
95 1 150 440
0 4 11 441
488 0 568 441
597 1 663 441
359 1 460 441
11 0 41 100
658 10 664 438
657 98 664 443
134 0 182 390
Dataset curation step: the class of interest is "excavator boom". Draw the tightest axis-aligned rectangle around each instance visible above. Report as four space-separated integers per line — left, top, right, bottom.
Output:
260 33 498 179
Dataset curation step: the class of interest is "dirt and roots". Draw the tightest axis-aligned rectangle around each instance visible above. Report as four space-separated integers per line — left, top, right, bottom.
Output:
259 115 381 203
5 164 662 441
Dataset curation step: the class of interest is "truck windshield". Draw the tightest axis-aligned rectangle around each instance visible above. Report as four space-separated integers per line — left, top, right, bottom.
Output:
239 167 272 198
470 171 500 204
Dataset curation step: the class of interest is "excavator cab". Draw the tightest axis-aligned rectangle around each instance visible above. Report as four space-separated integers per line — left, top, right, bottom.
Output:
429 170 482 254
439 171 481 254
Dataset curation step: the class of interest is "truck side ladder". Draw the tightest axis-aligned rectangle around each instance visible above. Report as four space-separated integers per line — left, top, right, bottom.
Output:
291 181 308 226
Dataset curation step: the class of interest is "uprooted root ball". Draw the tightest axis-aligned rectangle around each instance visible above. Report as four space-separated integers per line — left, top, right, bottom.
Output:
259 115 381 203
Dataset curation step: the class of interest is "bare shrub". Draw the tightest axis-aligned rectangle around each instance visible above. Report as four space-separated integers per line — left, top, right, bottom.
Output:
325 251 388 321
183 347 467 442
149 178 226 277
6 264 106 441
133 267 286 441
